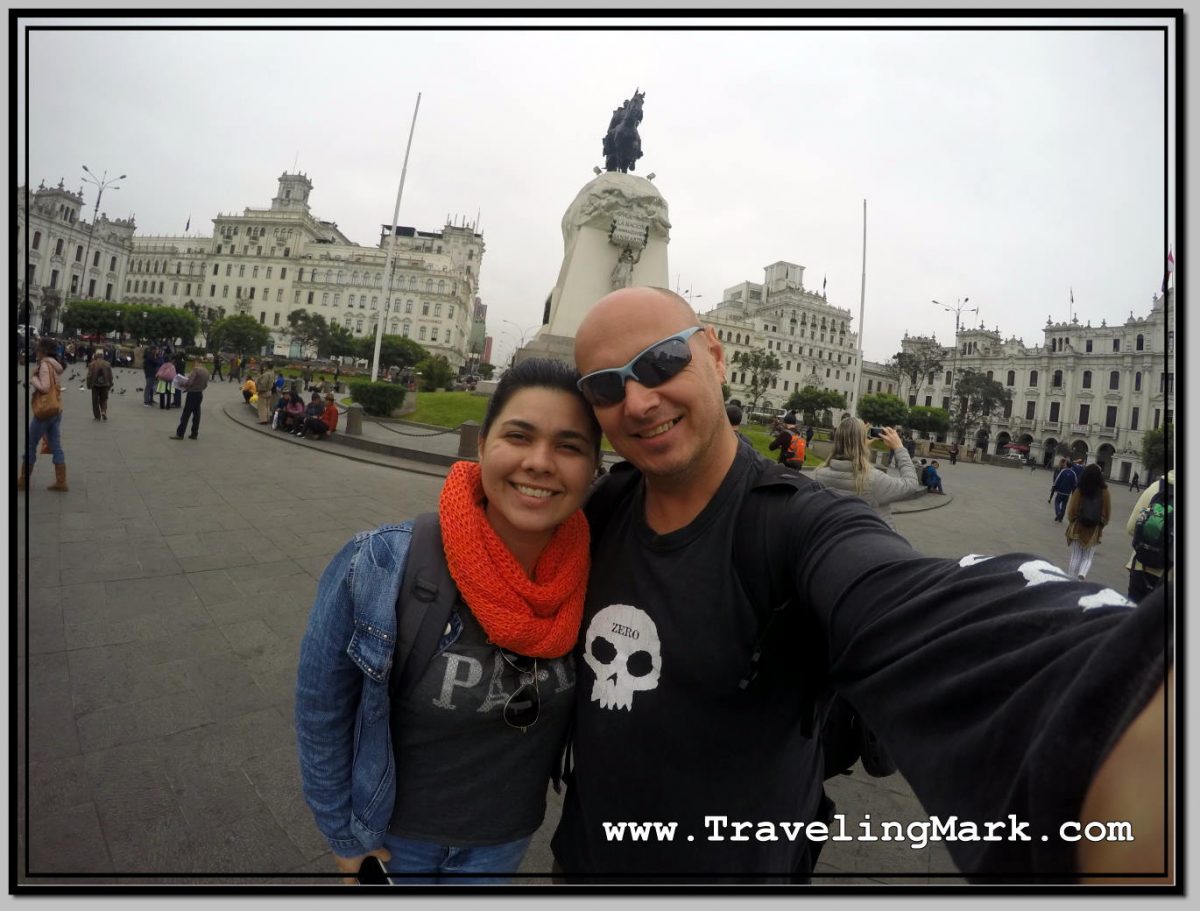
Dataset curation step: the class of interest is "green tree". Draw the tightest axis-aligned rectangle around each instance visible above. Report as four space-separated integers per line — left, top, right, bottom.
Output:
951 370 1012 443
894 348 943 404
142 306 199 345
731 349 782 412
208 314 271 356
478 363 495 380
785 386 847 426
284 308 329 355
62 300 120 336
320 323 359 359
361 335 428 372
1141 423 1171 476
857 392 909 427
416 354 454 391
906 405 950 436
183 302 228 348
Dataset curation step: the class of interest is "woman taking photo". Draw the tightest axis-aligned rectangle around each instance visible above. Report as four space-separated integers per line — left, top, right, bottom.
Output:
812 418 920 530
296 359 601 884
1064 463 1110 580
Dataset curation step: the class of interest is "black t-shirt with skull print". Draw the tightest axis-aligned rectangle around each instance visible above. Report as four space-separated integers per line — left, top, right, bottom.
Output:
551 445 1168 880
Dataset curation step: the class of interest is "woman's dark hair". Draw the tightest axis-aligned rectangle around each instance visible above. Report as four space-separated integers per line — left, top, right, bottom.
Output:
1079 463 1107 495
481 358 601 458
35 337 57 357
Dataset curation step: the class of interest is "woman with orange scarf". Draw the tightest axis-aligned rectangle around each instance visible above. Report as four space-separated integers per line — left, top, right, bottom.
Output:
296 359 600 884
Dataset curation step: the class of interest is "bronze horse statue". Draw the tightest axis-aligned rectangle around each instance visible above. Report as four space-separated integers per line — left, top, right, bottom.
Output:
603 90 645 174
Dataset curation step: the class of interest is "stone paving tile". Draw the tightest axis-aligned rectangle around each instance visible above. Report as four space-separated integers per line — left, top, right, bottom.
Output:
27 803 114 875
157 706 294 769
180 653 276 717
163 754 272 830
64 615 143 652
239 743 331 863
75 690 217 753
104 572 200 607
176 550 261 574
183 803 307 876
27 595 66 656
27 753 93 820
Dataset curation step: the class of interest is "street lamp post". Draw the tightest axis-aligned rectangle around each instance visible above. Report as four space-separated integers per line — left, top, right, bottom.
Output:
78 166 125 308
501 320 537 366
932 296 977 443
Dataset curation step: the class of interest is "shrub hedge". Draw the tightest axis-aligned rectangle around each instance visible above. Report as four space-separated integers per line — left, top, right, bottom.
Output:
348 380 407 417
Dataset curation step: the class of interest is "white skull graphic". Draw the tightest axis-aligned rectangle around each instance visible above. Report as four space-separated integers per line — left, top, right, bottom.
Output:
583 604 661 710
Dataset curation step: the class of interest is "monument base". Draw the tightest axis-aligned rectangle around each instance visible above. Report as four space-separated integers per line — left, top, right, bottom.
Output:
512 332 577 369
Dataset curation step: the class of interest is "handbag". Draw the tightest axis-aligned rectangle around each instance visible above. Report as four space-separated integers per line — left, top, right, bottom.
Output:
32 370 63 421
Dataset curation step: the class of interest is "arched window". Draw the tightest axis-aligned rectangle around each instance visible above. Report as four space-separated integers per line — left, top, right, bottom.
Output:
32 231 41 249
371 296 378 309
425 278 433 292
1136 334 1144 351
347 295 355 308
1051 339 1057 352
1082 371 1092 389
448 305 454 319
1052 370 1063 387
945 370 952 386
1006 370 1015 386
406 299 413 314
1135 371 1142 391
422 302 430 316
438 279 446 294
408 275 416 289
390 319 398 333
75 245 84 262
419 326 427 340
352 271 360 285
1109 371 1120 390
337 271 344 284
55 238 64 255
1029 370 1038 387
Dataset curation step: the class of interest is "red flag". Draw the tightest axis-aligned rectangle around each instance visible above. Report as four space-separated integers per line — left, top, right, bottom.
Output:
1161 248 1174 293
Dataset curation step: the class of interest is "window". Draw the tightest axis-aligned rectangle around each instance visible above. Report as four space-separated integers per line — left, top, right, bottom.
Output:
1029 370 1038 387
448 305 454 319
422 302 430 316
1112 339 1120 352
1025 401 1035 420
347 295 355 309
94 251 101 267
402 322 411 337
986 370 993 381
1136 334 1144 351
225 264 232 276
1085 340 1093 353
1082 371 1092 389
307 291 314 305
210 284 216 297
213 264 219 275
223 285 229 298
867 380 873 392
323 293 329 306
419 326 427 340
32 231 40 249
173 282 179 294
356 319 363 332
50 269 59 288
426 278 433 292
75 245 83 262
942 397 950 411
239 265 246 278
432 328 439 342
252 266 259 278
390 319 398 333
276 289 283 302
1078 404 1090 424
945 370 953 386
273 312 280 326
110 256 117 271
284 247 290 257
334 293 341 307
88 279 96 297
55 238 64 255
280 267 287 279
925 396 932 407
371 296 378 309
1052 370 1063 387
105 283 112 301
1135 371 1142 392
434 303 442 317
1105 406 1117 428
406 300 413 314
259 312 266 324
1153 409 1161 429
1109 371 1120 390
1006 370 1015 386
1131 407 1140 431
1049 401 1060 422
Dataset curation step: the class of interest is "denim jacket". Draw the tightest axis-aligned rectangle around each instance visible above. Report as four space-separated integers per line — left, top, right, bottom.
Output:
295 521 415 858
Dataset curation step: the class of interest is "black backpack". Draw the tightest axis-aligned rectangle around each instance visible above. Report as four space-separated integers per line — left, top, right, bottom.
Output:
1076 491 1103 527
585 452 895 780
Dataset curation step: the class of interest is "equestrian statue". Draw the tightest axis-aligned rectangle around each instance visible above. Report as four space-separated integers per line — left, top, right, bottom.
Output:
602 90 645 174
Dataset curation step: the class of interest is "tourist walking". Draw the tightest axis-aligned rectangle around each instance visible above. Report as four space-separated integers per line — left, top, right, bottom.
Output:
1064 464 1110 580
1129 472 1141 492
212 352 224 382
812 419 920 530
1050 457 1076 522
86 348 113 421
143 346 160 406
948 441 959 465
295 359 600 884
19 337 68 492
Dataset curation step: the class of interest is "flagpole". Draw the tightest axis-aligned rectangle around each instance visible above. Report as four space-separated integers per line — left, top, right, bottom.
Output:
371 92 422 382
855 198 867 411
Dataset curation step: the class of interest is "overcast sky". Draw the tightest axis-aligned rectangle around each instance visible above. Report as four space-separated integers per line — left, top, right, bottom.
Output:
18 15 1175 366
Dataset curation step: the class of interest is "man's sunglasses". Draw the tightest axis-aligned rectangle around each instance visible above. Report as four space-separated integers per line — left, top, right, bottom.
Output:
576 326 704 407
499 649 540 732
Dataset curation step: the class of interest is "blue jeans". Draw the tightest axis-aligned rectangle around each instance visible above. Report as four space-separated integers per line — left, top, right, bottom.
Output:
380 832 532 884
26 413 64 466
1054 493 1070 521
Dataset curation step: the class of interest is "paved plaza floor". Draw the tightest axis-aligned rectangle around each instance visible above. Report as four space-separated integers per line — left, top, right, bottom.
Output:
15 368 1150 887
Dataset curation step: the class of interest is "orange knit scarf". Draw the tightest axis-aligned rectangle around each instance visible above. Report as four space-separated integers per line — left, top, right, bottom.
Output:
438 461 590 659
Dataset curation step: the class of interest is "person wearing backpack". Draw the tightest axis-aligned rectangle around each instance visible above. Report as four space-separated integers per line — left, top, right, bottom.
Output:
295 359 600 884
554 287 1170 882
1125 470 1174 602
1050 456 1078 522
18 336 68 492
1064 463 1110 580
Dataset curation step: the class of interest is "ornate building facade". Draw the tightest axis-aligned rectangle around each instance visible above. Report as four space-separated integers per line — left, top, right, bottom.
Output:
700 261 863 414
17 179 136 333
860 289 1175 482
126 173 485 366
18 172 486 368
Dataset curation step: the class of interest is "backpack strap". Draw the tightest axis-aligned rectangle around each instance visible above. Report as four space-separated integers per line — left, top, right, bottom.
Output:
393 513 461 697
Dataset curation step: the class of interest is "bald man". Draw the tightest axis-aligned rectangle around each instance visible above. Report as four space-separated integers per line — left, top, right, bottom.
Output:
552 286 1170 884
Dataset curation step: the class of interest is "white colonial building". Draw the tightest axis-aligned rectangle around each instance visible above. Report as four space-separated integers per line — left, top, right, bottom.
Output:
700 261 863 413
17 179 136 332
125 173 485 366
861 289 1175 482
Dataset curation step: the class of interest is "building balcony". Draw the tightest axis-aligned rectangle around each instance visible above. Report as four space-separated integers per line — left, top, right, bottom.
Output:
1070 423 1090 435
1041 420 1061 432
1098 426 1118 439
